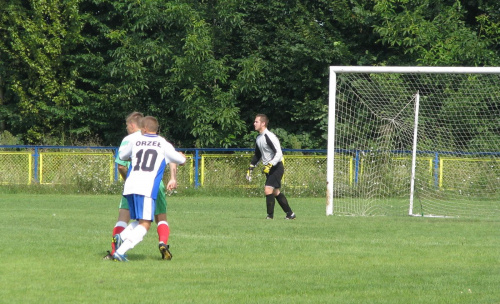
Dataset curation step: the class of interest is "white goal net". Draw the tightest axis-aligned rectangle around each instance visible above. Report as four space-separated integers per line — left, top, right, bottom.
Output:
326 66 500 218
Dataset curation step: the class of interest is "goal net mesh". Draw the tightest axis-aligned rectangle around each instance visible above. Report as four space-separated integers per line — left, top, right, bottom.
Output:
331 71 500 218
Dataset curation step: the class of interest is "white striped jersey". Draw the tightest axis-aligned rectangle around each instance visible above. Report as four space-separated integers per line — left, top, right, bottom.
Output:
119 133 186 199
250 128 283 166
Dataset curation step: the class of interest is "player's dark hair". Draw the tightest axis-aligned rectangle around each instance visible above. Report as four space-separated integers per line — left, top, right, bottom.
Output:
142 116 159 133
256 114 269 127
126 111 144 128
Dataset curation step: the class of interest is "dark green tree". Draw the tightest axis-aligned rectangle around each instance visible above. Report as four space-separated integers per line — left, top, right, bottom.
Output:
372 0 500 66
0 0 83 144
75 0 249 147
1 0 499 148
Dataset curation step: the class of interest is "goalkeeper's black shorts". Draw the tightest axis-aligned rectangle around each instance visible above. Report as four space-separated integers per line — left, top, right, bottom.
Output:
265 161 284 189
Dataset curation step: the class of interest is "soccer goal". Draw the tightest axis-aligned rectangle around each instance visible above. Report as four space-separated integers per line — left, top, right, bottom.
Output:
326 66 500 218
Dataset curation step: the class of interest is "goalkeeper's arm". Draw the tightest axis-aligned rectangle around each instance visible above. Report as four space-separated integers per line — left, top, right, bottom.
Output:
246 146 261 181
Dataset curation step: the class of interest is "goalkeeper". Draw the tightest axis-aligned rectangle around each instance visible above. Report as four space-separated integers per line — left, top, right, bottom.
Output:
246 114 295 220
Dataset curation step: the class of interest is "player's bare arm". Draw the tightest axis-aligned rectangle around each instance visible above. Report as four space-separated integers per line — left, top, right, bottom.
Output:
118 164 128 180
167 163 178 191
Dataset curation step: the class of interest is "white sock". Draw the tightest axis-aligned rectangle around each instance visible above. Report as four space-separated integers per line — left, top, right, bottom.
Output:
116 224 148 256
120 220 139 241
157 220 168 229
115 221 128 229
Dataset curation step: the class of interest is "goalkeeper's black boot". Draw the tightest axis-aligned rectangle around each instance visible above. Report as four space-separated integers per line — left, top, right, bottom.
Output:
266 214 274 219
285 212 296 220
159 243 172 260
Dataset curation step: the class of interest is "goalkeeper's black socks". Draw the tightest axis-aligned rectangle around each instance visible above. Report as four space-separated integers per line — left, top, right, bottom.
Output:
275 193 293 214
266 194 275 216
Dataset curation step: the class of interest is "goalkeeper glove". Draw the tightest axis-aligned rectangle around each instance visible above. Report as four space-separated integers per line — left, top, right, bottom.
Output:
246 165 255 181
262 163 273 174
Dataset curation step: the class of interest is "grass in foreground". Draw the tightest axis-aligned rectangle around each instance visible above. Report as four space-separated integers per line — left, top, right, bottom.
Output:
0 194 499 304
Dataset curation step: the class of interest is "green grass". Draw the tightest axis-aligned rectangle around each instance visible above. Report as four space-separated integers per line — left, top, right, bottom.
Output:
0 194 499 303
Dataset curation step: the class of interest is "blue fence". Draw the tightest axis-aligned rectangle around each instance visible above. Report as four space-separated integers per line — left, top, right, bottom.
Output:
1 145 498 190
345 149 500 189
0 145 327 187
181 148 327 188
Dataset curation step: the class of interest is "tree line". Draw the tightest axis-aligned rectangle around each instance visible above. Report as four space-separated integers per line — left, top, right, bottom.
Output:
1 0 499 149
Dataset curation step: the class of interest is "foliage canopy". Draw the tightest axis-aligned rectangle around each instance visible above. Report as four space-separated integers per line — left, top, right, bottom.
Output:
1 0 499 148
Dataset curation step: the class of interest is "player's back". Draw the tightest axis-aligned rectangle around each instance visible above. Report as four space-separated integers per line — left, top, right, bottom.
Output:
121 133 172 199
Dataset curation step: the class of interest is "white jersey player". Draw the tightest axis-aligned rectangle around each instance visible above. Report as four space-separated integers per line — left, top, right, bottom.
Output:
113 116 186 261
119 132 185 202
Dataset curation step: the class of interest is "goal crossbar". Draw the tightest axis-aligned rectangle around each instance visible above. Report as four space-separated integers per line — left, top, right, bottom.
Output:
329 66 500 74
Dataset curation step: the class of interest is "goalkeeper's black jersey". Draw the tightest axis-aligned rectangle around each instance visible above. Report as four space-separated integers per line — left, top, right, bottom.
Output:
250 128 283 166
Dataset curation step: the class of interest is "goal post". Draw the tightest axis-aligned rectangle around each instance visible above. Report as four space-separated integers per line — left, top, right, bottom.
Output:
408 90 420 216
327 66 500 218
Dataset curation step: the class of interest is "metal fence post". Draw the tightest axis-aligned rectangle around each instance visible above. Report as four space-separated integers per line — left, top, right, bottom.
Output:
194 149 200 188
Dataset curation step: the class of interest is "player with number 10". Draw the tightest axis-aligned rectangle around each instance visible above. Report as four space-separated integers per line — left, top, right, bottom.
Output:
113 116 186 261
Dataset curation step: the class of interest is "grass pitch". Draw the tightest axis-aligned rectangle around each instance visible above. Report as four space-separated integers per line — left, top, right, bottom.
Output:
0 194 499 303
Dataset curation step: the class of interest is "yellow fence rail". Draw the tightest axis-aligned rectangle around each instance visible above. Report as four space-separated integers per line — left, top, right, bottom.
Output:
0 152 32 185
0 146 498 195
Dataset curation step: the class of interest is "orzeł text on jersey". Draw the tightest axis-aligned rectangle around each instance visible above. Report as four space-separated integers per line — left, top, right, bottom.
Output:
118 133 186 200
